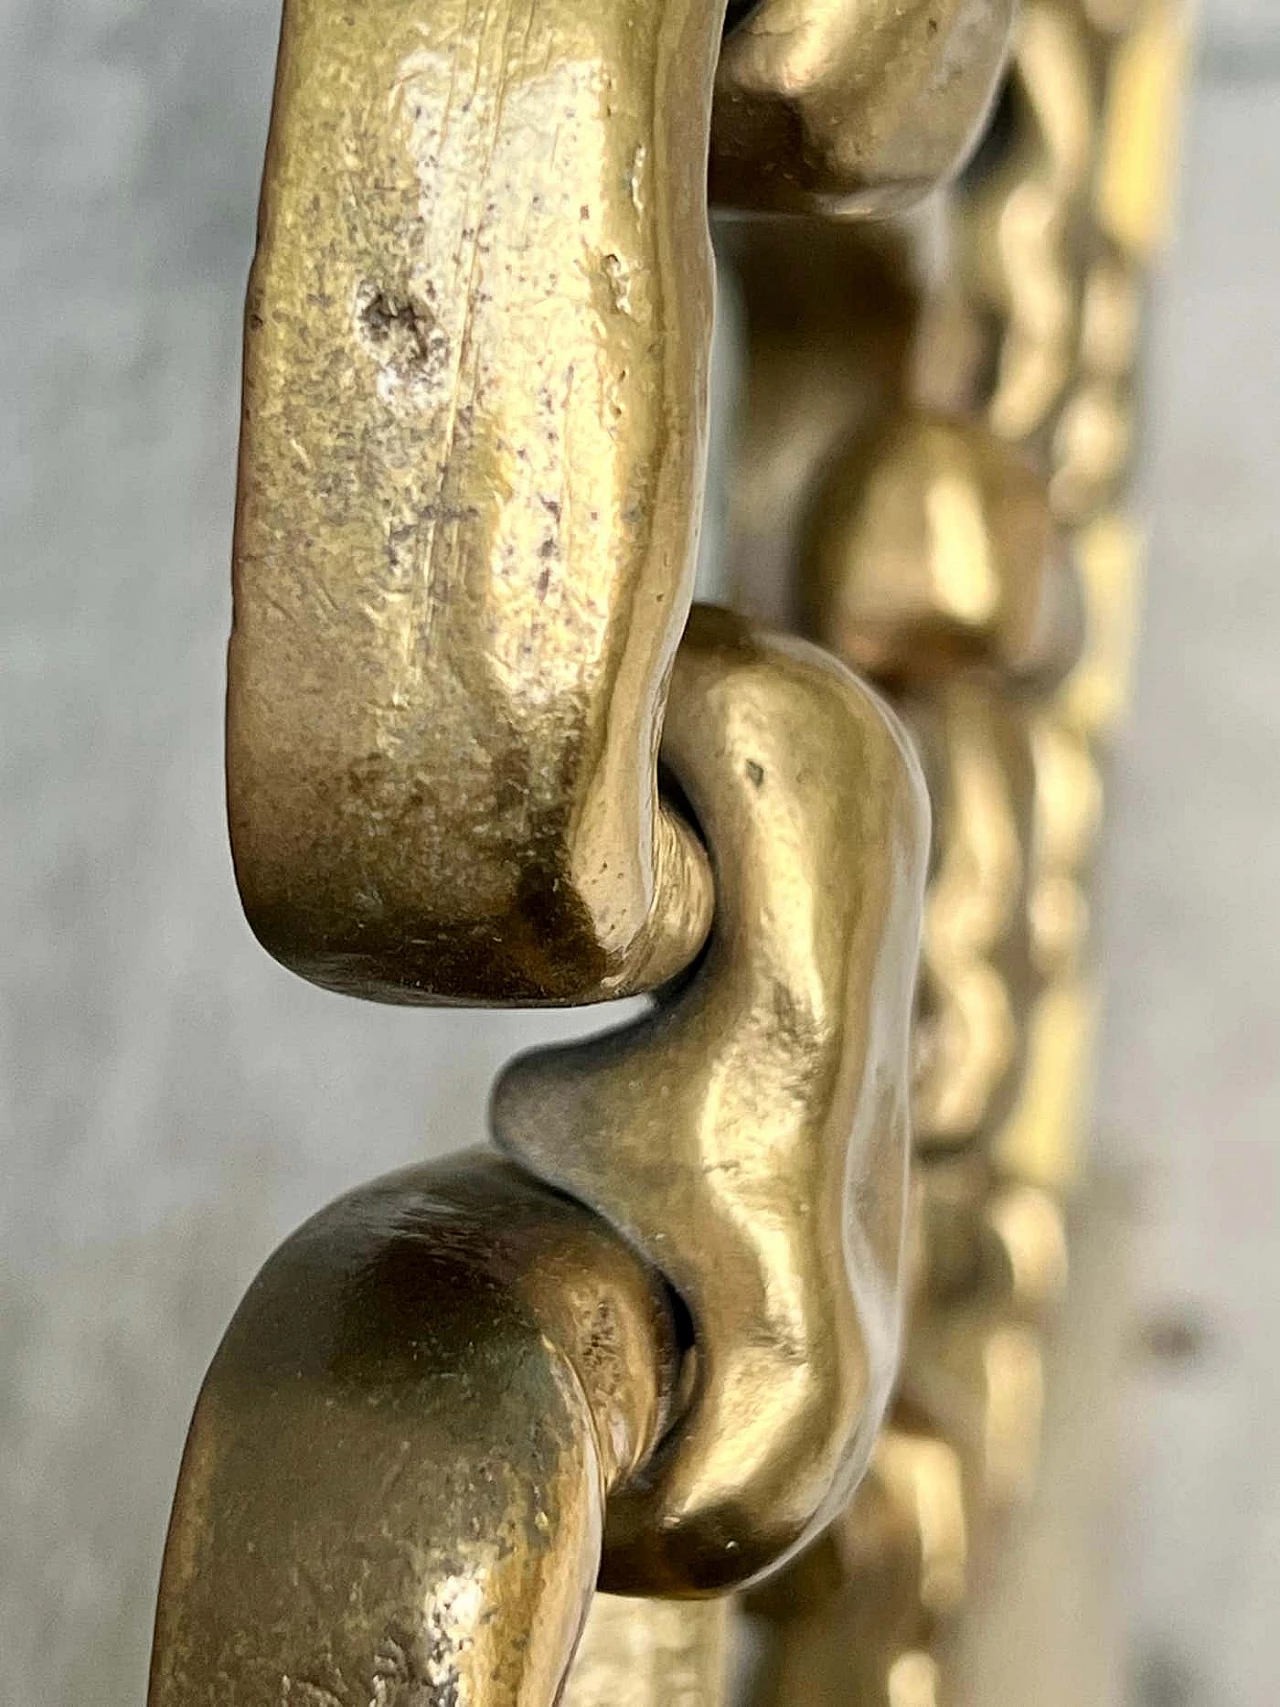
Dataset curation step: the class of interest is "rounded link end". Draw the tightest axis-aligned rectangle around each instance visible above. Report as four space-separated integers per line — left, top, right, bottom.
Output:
148 1155 680 1707
710 0 1018 217
805 412 1072 690
602 802 715 1000
228 0 726 1012
496 606 931 1596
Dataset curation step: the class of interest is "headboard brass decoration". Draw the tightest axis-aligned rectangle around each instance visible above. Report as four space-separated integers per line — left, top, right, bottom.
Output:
151 0 1187 1699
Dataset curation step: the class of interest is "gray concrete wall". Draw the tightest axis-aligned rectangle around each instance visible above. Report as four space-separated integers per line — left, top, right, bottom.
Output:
2 3 1277 1701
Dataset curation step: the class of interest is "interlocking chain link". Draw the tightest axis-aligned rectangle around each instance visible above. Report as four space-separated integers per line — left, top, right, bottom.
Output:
150 0 1187 1702
727 2 1187 1699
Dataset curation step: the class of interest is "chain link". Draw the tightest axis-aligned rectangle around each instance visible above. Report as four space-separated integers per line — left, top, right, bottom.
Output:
150 0 1187 1702
731 3 1187 1699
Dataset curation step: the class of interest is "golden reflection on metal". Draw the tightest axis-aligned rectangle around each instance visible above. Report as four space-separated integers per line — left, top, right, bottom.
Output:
740 1419 967 1703
994 975 1098 1192
904 1300 1046 1507
711 0 1015 216
1059 510 1146 743
228 0 1015 1010
950 0 1096 442
496 606 929 1593
149 1154 678 1707
229 0 723 1006
805 413 1065 685
153 0 1191 1697
874 1428 970 1619
1095 0 1190 260
909 683 1039 1152
720 0 1187 1699
982 1181 1070 1313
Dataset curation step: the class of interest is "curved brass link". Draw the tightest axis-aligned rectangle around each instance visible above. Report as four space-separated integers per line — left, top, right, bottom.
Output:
805 412 1076 688
228 0 1016 1008
724 4 1187 1702
562 1597 731 1707
496 605 929 1593
149 1154 678 1707
712 0 1017 216
920 1156 1069 1312
739 1420 969 1703
953 0 1098 443
147 0 1190 1698
909 682 1040 1153
150 602 930 1703
795 404 1065 1159
229 0 724 1006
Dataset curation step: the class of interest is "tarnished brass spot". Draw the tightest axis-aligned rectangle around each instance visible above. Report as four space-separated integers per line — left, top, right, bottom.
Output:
495 606 930 1592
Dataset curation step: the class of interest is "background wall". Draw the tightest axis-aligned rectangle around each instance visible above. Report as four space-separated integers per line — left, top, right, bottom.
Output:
2 1 1277 1700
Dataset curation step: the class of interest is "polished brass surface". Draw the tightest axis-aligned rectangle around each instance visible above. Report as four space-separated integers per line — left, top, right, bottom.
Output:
740 1417 968 1703
806 414 1064 687
955 0 1097 444
497 605 929 1593
228 0 1015 1010
154 602 930 1702
725 0 1186 1700
909 682 1040 1154
153 0 1189 1697
229 0 722 1006
712 0 1015 216
150 1153 678 1707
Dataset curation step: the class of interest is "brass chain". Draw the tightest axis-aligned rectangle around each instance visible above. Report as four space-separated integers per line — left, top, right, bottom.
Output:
150 0 1187 1702
729 2 1188 1698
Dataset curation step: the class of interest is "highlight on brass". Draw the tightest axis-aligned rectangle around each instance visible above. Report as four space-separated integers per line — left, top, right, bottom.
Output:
228 0 724 1006
135 0 1193 1700
495 606 929 1594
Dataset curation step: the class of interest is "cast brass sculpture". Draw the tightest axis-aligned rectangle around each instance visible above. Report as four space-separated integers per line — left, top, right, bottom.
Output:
151 0 1188 1697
